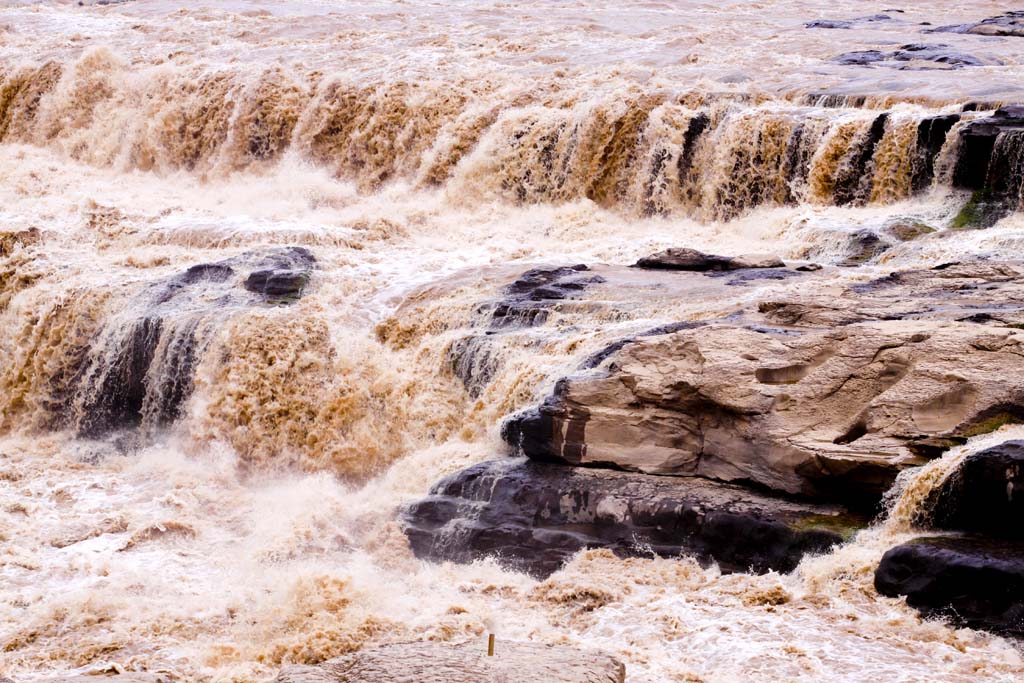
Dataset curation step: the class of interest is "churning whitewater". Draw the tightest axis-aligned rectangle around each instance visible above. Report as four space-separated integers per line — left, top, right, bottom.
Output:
2 1 1024 682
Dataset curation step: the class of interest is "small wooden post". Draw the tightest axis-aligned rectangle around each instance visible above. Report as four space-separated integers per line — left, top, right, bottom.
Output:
487 633 495 656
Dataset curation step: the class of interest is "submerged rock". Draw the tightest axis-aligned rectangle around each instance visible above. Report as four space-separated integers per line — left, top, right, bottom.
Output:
276 640 625 683
404 460 863 577
634 248 784 272
883 219 936 242
874 536 1024 637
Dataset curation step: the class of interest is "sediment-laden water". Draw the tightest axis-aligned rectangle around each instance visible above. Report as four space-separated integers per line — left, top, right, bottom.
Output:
2 1 1024 681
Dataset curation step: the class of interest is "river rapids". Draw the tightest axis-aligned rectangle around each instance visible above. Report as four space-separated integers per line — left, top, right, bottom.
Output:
2 1 1024 681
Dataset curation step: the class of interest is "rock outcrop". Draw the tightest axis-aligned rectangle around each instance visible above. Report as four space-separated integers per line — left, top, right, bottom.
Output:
633 248 784 272
404 460 864 577
275 641 625 683
504 319 1024 505
71 246 315 437
952 106 1024 227
928 11 1024 38
927 440 1024 537
447 264 605 396
874 536 1024 636
414 259 1024 606
876 439 1024 635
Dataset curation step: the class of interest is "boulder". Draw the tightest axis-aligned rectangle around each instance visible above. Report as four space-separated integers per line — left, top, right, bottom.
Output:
634 248 784 271
503 319 1024 505
404 460 864 577
838 229 891 265
874 536 1024 636
244 263 310 301
927 441 1024 537
275 641 625 683
883 219 935 242
967 11 1024 37
437 260 1024 508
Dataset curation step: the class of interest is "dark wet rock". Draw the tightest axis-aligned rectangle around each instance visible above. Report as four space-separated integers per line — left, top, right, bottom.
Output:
404 460 864 578
677 113 711 181
832 45 985 69
276 640 626 683
833 114 889 206
238 246 315 302
487 264 602 329
874 536 1024 636
448 264 605 395
447 335 501 398
831 50 887 66
927 441 1024 538
928 11 1024 38
895 44 984 67
967 11 1024 37
72 246 315 437
913 115 961 192
954 107 1024 189
951 106 1024 227
634 248 784 272
796 263 822 272
805 14 895 30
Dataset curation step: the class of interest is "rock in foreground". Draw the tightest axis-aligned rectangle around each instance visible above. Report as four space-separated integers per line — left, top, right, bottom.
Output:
874 536 1024 637
928 440 1024 537
276 641 625 683
504 320 1024 505
404 460 864 577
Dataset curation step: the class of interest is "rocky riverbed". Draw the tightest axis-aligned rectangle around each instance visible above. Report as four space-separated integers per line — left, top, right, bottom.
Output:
4 2 1024 682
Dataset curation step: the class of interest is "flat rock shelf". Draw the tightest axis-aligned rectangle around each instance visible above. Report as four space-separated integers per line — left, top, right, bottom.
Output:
275 641 626 683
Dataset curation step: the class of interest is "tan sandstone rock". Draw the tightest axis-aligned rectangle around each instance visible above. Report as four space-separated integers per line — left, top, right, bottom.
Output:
506 319 1024 502
275 641 625 683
